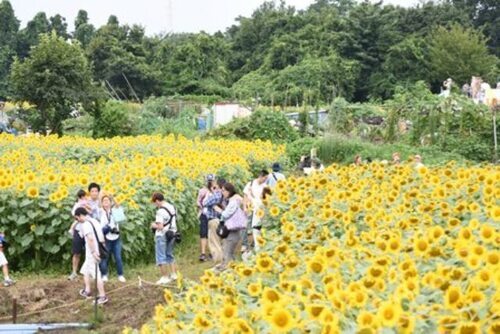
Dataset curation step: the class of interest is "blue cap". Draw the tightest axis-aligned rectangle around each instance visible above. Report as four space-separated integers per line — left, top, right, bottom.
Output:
206 174 215 182
272 163 281 172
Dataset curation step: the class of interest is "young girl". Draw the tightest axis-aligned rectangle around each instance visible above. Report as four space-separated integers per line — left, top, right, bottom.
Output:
68 189 89 280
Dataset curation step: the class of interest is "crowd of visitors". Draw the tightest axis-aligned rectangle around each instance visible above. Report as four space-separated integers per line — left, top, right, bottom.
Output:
196 163 285 272
0 153 429 306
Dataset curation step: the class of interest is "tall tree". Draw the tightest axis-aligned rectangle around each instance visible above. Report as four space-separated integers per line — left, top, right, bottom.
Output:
49 14 69 39
73 10 95 47
10 32 95 134
339 2 404 100
0 0 19 97
369 36 431 99
16 12 50 58
453 0 499 56
227 1 300 82
156 33 230 96
87 21 161 100
428 24 497 85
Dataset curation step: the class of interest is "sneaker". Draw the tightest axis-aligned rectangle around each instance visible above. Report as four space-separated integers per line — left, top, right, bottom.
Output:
199 254 206 262
170 273 178 281
101 275 108 282
79 289 92 299
163 276 174 284
118 276 126 283
93 296 109 305
3 279 15 287
155 276 169 285
67 272 78 281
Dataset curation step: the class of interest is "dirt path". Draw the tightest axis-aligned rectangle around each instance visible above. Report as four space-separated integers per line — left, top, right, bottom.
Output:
0 259 210 333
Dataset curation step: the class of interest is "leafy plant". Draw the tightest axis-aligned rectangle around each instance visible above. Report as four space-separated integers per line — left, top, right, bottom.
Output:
208 109 299 143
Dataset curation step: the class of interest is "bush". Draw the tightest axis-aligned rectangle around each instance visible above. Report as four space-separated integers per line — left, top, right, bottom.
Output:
155 106 199 138
209 109 298 143
444 135 494 162
317 134 465 165
286 137 319 166
62 113 94 136
93 101 139 138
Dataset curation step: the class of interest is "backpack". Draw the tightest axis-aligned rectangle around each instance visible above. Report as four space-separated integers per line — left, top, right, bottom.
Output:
159 206 182 244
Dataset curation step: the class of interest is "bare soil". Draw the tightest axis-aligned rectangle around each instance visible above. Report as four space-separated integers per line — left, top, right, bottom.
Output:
0 258 210 333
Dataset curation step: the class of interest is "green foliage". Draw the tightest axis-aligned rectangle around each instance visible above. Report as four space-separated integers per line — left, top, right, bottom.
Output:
73 10 95 48
316 134 465 165
16 12 51 59
428 24 498 85
369 36 430 99
209 109 298 143
92 100 139 137
0 0 19 97
444 135 493 162
329 97 385 136
155 107 198 138
286 137 319 165
62 113 94 136
142 96 178 119
155 32 230 96
87 21 162 100
10 32 96 134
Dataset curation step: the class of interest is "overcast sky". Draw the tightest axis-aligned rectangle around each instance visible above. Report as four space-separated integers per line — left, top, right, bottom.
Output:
9 0 419 35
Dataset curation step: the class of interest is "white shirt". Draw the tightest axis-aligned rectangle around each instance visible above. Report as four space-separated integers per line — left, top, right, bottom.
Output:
243 180 266 210
81 217 104 258
71 201 86 237
155 202 177 237
100 208 119 241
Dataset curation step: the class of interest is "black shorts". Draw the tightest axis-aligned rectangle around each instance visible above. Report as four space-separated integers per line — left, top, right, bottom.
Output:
199 214 209 238
72 231 85 255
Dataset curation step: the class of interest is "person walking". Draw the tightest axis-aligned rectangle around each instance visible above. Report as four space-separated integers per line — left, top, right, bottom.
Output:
243 170 269 252
214 183 247 271
197 174 215 262
99 194 126 283
74 207 108 305
203 179 226 266
151 192 179 285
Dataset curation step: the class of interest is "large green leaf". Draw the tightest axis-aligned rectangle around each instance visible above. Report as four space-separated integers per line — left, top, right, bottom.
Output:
20 234 34 247
20 198 32 207
34 225 46 236
17 215 29 226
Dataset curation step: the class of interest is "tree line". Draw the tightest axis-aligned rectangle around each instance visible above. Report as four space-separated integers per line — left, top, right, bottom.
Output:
0 0 498 133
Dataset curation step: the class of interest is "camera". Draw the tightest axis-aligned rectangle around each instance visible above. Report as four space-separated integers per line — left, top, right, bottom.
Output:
110 227 120 234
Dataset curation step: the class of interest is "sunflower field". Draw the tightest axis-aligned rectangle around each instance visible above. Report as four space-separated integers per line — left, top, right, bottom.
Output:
133 162 500 333
0 134 284 269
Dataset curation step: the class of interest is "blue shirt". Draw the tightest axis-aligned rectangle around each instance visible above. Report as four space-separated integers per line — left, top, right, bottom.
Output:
202 190 223 220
